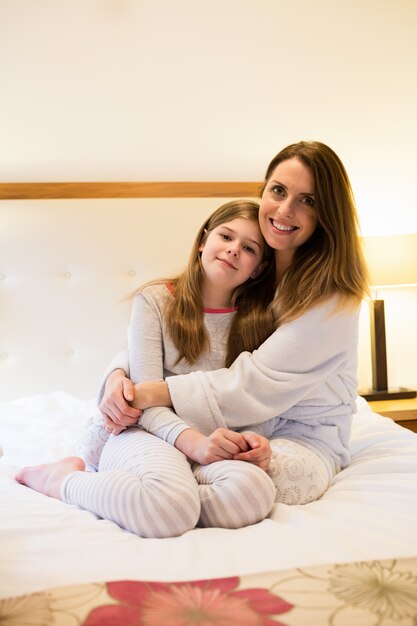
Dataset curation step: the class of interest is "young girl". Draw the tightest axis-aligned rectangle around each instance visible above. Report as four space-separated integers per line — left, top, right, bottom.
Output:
101 141 369 507
16 200 278 537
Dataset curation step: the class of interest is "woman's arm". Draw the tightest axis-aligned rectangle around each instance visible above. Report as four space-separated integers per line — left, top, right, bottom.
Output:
170 297 360 431
134 297 360 433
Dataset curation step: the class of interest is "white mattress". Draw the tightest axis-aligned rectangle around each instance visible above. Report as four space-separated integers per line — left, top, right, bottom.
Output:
1 392 416 599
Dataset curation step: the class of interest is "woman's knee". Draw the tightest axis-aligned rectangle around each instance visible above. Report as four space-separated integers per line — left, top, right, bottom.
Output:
268 439 330 505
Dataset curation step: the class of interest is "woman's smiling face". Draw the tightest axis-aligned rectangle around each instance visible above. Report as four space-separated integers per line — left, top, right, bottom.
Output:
259 157 318 267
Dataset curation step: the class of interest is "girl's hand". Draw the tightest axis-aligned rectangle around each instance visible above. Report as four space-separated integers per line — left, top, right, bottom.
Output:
233 431 272 471
132 381 172 410
99 369 141 428
175 428 249 465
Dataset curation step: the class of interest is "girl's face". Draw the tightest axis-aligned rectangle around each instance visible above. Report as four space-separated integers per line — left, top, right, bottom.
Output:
199 217 265 294
259 158 318 266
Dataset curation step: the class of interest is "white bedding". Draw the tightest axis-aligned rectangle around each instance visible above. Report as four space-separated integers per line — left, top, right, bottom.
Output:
1 393 416 599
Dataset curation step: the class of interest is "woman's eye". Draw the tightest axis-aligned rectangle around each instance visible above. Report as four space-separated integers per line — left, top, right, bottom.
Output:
272 185 285 196
302 196 315 207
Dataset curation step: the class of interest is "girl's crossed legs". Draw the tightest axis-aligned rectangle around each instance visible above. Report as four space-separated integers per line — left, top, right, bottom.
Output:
53 428 276 537
17 432 330 538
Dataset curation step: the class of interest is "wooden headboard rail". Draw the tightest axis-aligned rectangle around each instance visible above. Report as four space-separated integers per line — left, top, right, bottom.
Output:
0 182 261 200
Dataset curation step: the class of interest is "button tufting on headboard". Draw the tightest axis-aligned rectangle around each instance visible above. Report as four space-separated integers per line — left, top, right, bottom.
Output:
0 196 223 400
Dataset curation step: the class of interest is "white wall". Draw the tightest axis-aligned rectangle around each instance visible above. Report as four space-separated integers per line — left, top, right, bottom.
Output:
1 0 416 393
1 0 417 235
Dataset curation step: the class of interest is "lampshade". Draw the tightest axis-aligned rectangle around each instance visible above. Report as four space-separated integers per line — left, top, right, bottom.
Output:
363 233 417 287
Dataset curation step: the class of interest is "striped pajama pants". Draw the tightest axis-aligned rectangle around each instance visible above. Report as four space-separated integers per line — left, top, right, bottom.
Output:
62 427 277 538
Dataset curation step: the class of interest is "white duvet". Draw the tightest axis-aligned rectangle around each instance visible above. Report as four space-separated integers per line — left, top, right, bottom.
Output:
0 392 416 599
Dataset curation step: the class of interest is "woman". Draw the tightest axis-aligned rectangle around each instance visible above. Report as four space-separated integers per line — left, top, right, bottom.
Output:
101 140 369 505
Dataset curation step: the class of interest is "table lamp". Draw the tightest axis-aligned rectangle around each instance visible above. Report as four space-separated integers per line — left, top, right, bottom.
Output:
359 233 417 401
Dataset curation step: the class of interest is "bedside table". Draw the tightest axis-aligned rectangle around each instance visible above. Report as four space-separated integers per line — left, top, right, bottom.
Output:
367 398 417 432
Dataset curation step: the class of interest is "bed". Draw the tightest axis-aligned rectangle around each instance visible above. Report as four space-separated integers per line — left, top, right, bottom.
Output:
1 184 417 625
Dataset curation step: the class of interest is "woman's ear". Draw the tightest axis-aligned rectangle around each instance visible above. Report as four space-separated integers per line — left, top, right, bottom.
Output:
251 261 267 279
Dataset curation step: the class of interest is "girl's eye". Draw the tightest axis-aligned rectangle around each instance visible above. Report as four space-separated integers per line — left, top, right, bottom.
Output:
243 245 255 254
219 233 231 241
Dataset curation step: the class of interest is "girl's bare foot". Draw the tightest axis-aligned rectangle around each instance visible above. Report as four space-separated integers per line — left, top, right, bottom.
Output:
15 456 86 499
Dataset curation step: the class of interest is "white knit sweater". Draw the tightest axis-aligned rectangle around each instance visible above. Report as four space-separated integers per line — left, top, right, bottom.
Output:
101 289 360 473
167 295 360 472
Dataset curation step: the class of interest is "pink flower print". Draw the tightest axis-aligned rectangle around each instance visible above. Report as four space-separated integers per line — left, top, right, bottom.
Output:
84 576 293 626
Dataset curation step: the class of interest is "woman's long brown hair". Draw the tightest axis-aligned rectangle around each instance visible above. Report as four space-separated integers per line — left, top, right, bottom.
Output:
261 141 369 324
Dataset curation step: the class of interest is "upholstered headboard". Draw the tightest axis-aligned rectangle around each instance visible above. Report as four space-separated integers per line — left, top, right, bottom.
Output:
0 182 259 401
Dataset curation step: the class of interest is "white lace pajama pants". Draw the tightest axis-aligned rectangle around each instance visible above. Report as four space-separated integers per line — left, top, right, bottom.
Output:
267 438 332 505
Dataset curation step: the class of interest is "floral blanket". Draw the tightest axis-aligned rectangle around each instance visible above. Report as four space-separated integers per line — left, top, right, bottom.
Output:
1 556 416 625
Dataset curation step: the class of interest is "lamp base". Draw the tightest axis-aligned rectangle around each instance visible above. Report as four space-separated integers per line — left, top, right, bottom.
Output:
359 387 417 402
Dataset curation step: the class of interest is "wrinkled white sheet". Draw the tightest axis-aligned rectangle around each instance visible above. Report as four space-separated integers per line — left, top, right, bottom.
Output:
0 392 416 599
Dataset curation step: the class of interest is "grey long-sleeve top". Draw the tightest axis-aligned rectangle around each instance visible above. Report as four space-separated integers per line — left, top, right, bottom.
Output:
99 283 236 445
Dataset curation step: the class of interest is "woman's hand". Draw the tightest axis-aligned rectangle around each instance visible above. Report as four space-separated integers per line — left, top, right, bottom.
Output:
99 369 141 433
175 428 249 465
103 420 126 436
233 431 272 471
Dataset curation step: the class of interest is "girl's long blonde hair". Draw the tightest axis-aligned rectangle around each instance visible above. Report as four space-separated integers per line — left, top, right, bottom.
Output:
137 200 276 367
261 141 369 324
